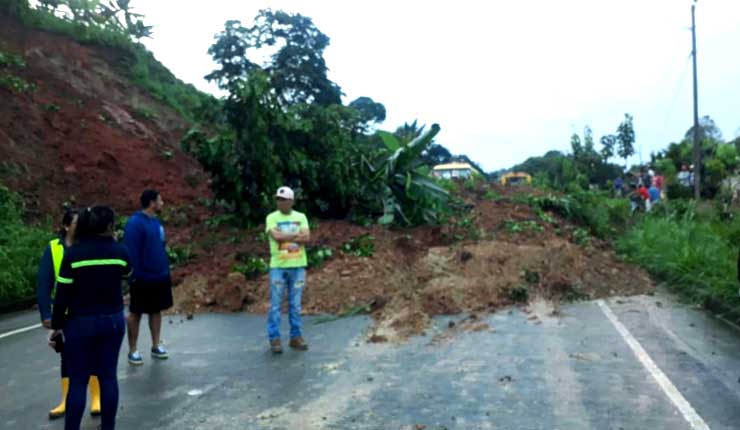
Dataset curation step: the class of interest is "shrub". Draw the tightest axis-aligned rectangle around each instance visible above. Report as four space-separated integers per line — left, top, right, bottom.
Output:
616 217 739 311
232 255 269 279
0 186 51 307
341 234 375 257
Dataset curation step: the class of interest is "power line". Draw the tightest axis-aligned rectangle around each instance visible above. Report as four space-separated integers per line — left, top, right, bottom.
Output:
661 52 693 139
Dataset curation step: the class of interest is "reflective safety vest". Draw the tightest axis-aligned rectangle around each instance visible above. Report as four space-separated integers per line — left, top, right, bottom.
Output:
49 239 70 315
49 238 65 283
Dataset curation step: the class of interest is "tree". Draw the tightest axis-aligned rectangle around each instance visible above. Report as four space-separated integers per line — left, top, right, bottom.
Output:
600 134 616 162
616 113 635 167
206 9 342 105
348 96 386 125
512 150 574 189
583 126 595 154
568 126 609 186
204 20 257 90
394 120 425 144
656 119 736 198
222 71 284 218
570 133 583 159
19 0 152 39
421 144 452 166
731 135 740 156
581 126 600 166
193 10 449 225
684 115 723 143
452 154 487 177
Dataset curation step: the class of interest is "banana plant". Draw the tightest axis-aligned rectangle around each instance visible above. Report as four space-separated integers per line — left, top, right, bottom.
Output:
363 124 449 225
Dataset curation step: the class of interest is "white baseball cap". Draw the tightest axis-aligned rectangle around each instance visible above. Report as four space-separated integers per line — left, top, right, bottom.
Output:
276 186 295 200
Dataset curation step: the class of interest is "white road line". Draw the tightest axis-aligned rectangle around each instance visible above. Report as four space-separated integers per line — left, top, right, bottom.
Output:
0 323 42 340
597 299 711 430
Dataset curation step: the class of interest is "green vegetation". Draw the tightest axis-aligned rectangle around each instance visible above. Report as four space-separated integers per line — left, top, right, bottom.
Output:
658 116 740 198
508 111 739 314
503 220 544 234
341 235 375 258
0 50 25 68
508 285 529 303
307 246 333 268
448 213 482 242
0 73 34 92
528 192 630 239
9 0 151 42
232 255 269 280
523 187 739 315
506 115 633 191
363 126 449 226
5 3 461 229
0 49 34 92
522 269 540 285
182 10 451 226
0 186 50 308
572 228 591 246
514 114 739 202
113 215 127 242
616 214 738 314
483 189 501 201
167 245 194 267
119 47 220 122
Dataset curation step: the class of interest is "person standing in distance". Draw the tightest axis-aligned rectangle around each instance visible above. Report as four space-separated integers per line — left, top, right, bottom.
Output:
123 190 173 365
265 186 311 354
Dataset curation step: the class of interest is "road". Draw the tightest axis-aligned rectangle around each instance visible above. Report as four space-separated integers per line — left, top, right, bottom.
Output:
1 290 739 430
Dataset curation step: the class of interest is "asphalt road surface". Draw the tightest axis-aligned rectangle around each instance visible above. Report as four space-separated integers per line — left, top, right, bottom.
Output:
1 290 739 430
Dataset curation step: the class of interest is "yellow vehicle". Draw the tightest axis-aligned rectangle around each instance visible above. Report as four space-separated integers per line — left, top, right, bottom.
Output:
500 172 532 186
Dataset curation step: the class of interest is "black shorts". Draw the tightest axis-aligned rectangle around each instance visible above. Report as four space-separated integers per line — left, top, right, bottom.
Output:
129 279 173 315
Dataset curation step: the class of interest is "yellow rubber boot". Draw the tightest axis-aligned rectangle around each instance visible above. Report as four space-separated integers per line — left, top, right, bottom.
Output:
89 375 101 416
48 377 69 420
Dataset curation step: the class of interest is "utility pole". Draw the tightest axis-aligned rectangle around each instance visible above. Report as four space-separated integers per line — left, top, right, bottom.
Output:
691 1 701 200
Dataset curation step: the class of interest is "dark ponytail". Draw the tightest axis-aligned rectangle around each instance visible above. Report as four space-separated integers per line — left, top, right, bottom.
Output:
75 206 116 241
58 208 79 237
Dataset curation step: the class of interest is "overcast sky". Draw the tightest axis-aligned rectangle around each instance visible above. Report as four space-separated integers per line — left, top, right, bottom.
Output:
134 0 740 171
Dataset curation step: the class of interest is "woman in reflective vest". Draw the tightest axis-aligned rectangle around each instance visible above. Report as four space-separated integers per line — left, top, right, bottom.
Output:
49 206 131 430
36 209 102 419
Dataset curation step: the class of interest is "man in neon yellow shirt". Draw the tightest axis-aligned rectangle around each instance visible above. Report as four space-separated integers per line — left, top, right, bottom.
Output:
265 186 311 353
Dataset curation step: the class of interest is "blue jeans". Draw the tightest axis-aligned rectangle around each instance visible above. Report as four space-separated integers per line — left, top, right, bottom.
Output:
64 311 125 430
267 268 306 341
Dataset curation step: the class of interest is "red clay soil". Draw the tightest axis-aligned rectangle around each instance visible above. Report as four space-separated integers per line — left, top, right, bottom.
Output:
0 14 210 219
172 182 654 342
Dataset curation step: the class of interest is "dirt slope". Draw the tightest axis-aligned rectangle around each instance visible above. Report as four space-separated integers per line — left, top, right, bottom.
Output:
173 183 654 341
0 13 209 218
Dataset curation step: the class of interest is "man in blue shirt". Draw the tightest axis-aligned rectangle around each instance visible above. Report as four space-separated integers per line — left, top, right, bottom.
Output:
648 184 661 212
614 176 624 197
123 190 173 365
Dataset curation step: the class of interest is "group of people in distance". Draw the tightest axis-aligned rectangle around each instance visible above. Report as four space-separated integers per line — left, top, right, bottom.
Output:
614 168 667 213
